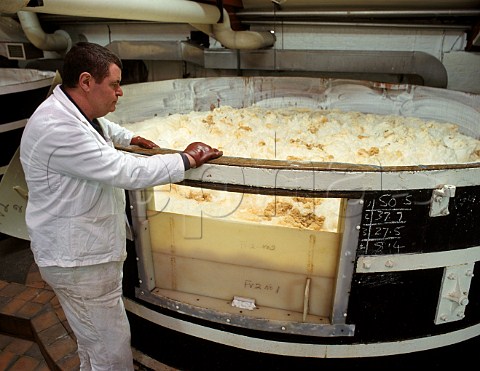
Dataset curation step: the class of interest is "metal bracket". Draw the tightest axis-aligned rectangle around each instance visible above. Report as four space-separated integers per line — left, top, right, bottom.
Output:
429 184 456 217
434 263 474 324
231 296 256 311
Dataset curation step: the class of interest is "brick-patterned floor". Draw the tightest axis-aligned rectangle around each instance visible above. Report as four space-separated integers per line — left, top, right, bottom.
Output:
0 239 166 371
0 263 80 370
0 333 49 370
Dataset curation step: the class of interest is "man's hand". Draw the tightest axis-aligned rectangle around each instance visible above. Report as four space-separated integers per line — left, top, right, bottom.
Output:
183 142 223 168
130 136 159 149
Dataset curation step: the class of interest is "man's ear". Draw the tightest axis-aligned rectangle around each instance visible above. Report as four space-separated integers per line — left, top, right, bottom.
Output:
78 72 92 91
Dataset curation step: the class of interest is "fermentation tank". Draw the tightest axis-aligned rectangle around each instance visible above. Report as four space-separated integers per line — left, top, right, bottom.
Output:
0 68 56 241
107 76 480 368
0 68 56 179
1 0 479 368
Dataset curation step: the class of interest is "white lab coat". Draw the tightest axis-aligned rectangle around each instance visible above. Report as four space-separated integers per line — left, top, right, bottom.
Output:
20 85 185 267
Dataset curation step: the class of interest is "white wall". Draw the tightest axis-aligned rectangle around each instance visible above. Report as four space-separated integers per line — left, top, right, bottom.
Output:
55 22 480 94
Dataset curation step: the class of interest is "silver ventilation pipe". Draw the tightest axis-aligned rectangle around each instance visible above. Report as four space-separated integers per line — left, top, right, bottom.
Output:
105 40 448 88
182 43 448 88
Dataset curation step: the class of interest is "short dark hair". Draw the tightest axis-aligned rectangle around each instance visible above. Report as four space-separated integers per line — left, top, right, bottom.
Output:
62 42 123 88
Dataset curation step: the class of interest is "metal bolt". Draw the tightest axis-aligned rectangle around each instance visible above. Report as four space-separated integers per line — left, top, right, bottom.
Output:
281 326 286 331
139 279 143 284
434 194 443 202
226 319 231 323
385 259 394 268
363 261 371 269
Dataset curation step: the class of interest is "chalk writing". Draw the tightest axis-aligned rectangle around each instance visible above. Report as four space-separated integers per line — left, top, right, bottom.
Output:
359 193 413 254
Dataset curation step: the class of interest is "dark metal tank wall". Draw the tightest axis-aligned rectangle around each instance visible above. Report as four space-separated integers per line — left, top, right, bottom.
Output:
121 186 480 369
0 69 55 175
348 186 480 343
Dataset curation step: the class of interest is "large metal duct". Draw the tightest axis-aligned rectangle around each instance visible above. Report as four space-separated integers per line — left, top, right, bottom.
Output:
107 40 449 88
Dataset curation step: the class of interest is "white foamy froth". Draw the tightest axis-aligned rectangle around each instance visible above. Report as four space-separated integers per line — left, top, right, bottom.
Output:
123 106 480 232
123 106 480 166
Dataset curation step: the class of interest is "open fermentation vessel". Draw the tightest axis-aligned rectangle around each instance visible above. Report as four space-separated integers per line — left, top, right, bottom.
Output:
0 68 55 176
108 77 480 358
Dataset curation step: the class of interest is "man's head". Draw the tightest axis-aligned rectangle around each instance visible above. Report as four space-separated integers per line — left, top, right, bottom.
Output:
62 42 124 120
62 42 123 88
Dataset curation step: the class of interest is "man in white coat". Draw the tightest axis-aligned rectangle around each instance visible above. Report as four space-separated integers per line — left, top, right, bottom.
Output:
20 41 222 370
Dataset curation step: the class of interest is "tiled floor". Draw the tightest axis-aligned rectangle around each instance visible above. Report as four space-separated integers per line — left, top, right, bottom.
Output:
0 237 163 370
0 262 80 370
0 333 49 370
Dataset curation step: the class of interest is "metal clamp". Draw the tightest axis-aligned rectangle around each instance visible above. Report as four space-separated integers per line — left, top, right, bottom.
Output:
435 263 474 324
429 184 456 217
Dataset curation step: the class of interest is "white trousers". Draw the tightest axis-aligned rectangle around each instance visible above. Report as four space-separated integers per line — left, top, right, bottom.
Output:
39 261 134 371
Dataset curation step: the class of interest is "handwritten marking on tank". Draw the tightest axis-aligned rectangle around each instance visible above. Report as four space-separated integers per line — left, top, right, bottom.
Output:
359 194 413 254
244 280 281 294
240 240 276 251
0 202 23 221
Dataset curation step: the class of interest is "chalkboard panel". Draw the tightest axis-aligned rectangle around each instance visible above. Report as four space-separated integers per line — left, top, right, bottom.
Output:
426 186 480 250
348 269 443 342
358 186 480 255
358 190 430 255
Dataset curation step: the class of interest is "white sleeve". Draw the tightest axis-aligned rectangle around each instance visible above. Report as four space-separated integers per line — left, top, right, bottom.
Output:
31 119 185 190
98 117 134 147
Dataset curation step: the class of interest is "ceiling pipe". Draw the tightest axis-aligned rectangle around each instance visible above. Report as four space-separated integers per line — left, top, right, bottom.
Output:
237 9 480 19
0 0 28 14
21 0 275 50
191 9 275 50
103 40 448 88
246 20 471 30
24 0 220 24
17 10 71 54
182 43 448 88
